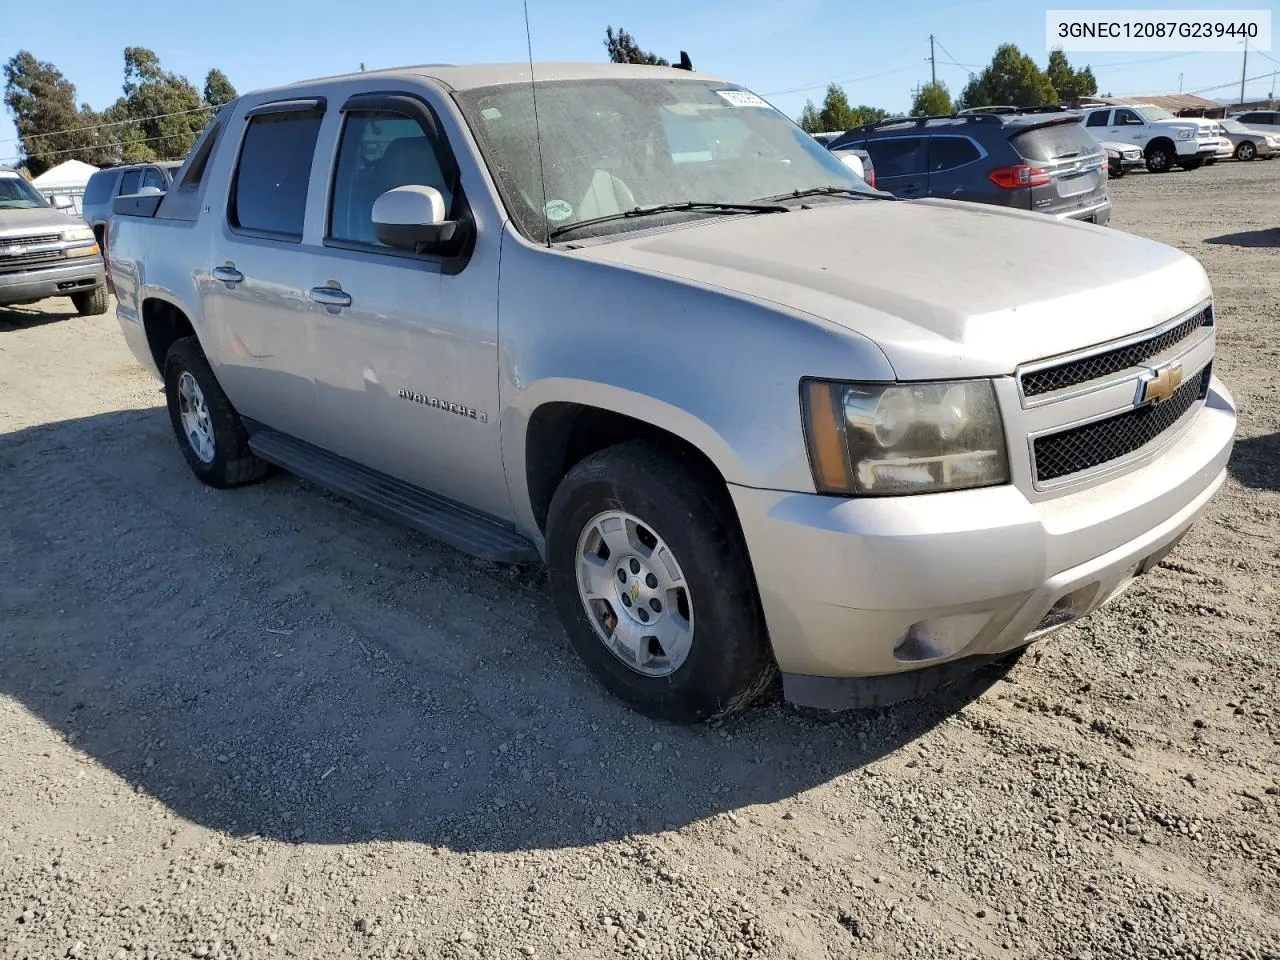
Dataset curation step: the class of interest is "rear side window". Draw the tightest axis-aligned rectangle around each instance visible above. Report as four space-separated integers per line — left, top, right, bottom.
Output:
865 137 926 178
1085 111 1110 127
329 111 455 247
83 171 118 205
1236 112 1262 123
1012 122 1101 162
928 137 981 172
119 169 141 195
230 111 323 239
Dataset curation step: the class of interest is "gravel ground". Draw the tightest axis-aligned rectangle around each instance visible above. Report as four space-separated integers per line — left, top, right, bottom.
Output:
1 159 1278 960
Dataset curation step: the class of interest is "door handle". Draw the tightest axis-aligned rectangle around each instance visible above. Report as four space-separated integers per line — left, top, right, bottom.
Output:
212 265 243 284
309 285 352 308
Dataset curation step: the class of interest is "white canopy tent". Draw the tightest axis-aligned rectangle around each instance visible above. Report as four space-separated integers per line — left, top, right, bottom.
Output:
30 159 99 216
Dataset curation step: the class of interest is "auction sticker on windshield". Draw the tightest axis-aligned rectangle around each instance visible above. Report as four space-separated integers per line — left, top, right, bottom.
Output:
715 90 772 109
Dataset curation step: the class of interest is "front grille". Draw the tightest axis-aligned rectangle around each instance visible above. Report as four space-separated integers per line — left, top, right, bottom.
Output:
0 248 65 266
1033 365 1211 482
0 233 61 250
1021 306 1212 398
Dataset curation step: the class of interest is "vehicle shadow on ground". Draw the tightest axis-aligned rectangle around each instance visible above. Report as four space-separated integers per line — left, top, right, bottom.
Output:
1227 432 1280 491
0 304 78 330
1203 228 1280 249
0 408 1013 854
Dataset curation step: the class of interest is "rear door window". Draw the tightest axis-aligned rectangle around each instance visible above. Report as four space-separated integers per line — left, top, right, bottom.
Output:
864 137 926 178
229 110 324 240
118 169 141 195
928 137 981 172
1012 122 1101 162
83 171 118 205
1085 111 1110 127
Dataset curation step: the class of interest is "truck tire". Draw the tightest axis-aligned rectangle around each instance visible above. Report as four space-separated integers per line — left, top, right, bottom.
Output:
1235 141 1257 161
162 336 269 489
72 286 109 316
1145 142 1174 173
546 441 776 723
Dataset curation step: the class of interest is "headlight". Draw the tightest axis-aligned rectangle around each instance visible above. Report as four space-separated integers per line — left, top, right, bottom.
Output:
801 379 1010 496
63 227 94 242
1175 128 1194 141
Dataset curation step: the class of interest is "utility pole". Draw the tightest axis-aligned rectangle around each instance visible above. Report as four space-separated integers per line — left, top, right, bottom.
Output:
1178 73 1183 93
1239 36 1248 107
929 35 937 87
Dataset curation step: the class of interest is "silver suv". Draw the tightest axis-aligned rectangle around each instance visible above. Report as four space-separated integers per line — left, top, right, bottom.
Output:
81 161 182 246
106 64 1235 722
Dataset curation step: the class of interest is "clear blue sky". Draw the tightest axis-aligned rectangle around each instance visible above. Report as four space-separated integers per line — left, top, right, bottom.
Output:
3 0 1276 163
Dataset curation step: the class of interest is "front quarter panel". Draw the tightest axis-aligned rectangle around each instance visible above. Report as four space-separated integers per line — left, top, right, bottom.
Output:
497 226 895 536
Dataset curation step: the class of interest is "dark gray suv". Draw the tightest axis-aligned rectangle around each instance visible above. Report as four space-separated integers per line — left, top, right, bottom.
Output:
828 112 1110 225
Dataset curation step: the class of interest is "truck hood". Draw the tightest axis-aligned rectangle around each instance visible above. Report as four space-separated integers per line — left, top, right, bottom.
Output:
1151 117 1215 132
570 199 1210 380
0 206 84 240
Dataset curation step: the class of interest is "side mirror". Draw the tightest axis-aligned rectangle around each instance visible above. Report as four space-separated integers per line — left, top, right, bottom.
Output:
50 194 74 210
833 151 866 180
372 185 459 253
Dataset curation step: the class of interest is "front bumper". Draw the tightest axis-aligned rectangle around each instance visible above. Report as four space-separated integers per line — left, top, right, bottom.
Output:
0 258 105 306
1189 138 1228 158
731 378 1236 707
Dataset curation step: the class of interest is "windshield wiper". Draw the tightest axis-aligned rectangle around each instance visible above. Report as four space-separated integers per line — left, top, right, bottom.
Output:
548 201 789 240
756 186 889 203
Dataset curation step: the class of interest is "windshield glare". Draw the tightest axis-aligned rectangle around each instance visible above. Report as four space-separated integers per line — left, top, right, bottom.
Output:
457 79 871 242
1136 106 1175 121
0 176 49 209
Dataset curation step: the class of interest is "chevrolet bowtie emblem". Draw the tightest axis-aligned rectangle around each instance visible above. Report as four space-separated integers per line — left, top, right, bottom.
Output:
631 582 640 601
1136 362 1183 406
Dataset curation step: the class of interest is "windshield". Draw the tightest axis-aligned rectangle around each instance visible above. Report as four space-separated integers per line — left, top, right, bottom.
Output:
456 78 871 242
0 175 48 209
1221 119 1246 132
1135 106 1175 122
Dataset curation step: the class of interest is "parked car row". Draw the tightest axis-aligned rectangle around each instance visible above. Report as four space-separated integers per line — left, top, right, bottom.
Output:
826 111 1111 224
813 103 1277 216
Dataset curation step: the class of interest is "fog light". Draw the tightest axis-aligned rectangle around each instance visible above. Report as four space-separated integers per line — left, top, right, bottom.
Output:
893 612 992 664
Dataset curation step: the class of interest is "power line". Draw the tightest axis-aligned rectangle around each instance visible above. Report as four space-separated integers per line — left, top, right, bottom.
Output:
1186 70 1276 96
0 130 196 166
0 104 214 147
1089 51 1203 71
933 40 978 70
761 39 928 97
763 62 921 97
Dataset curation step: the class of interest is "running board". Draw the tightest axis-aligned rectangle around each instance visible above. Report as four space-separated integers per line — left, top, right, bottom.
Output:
248 428 539 564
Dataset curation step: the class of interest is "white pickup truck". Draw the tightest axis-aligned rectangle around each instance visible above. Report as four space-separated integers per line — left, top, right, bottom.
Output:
106 63 1236 722
1081 104 1230 172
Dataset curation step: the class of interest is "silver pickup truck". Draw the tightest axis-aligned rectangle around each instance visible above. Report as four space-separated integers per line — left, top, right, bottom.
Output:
108 63 1236 723
1 168 108 315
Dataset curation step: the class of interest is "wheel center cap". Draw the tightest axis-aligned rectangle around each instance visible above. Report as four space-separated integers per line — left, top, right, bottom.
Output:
614 556 663 626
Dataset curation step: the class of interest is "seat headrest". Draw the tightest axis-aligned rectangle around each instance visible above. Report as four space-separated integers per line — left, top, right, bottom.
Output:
379 136 444 190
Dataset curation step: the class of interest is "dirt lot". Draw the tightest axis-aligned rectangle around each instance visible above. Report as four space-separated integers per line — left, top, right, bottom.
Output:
2 160 1278 960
